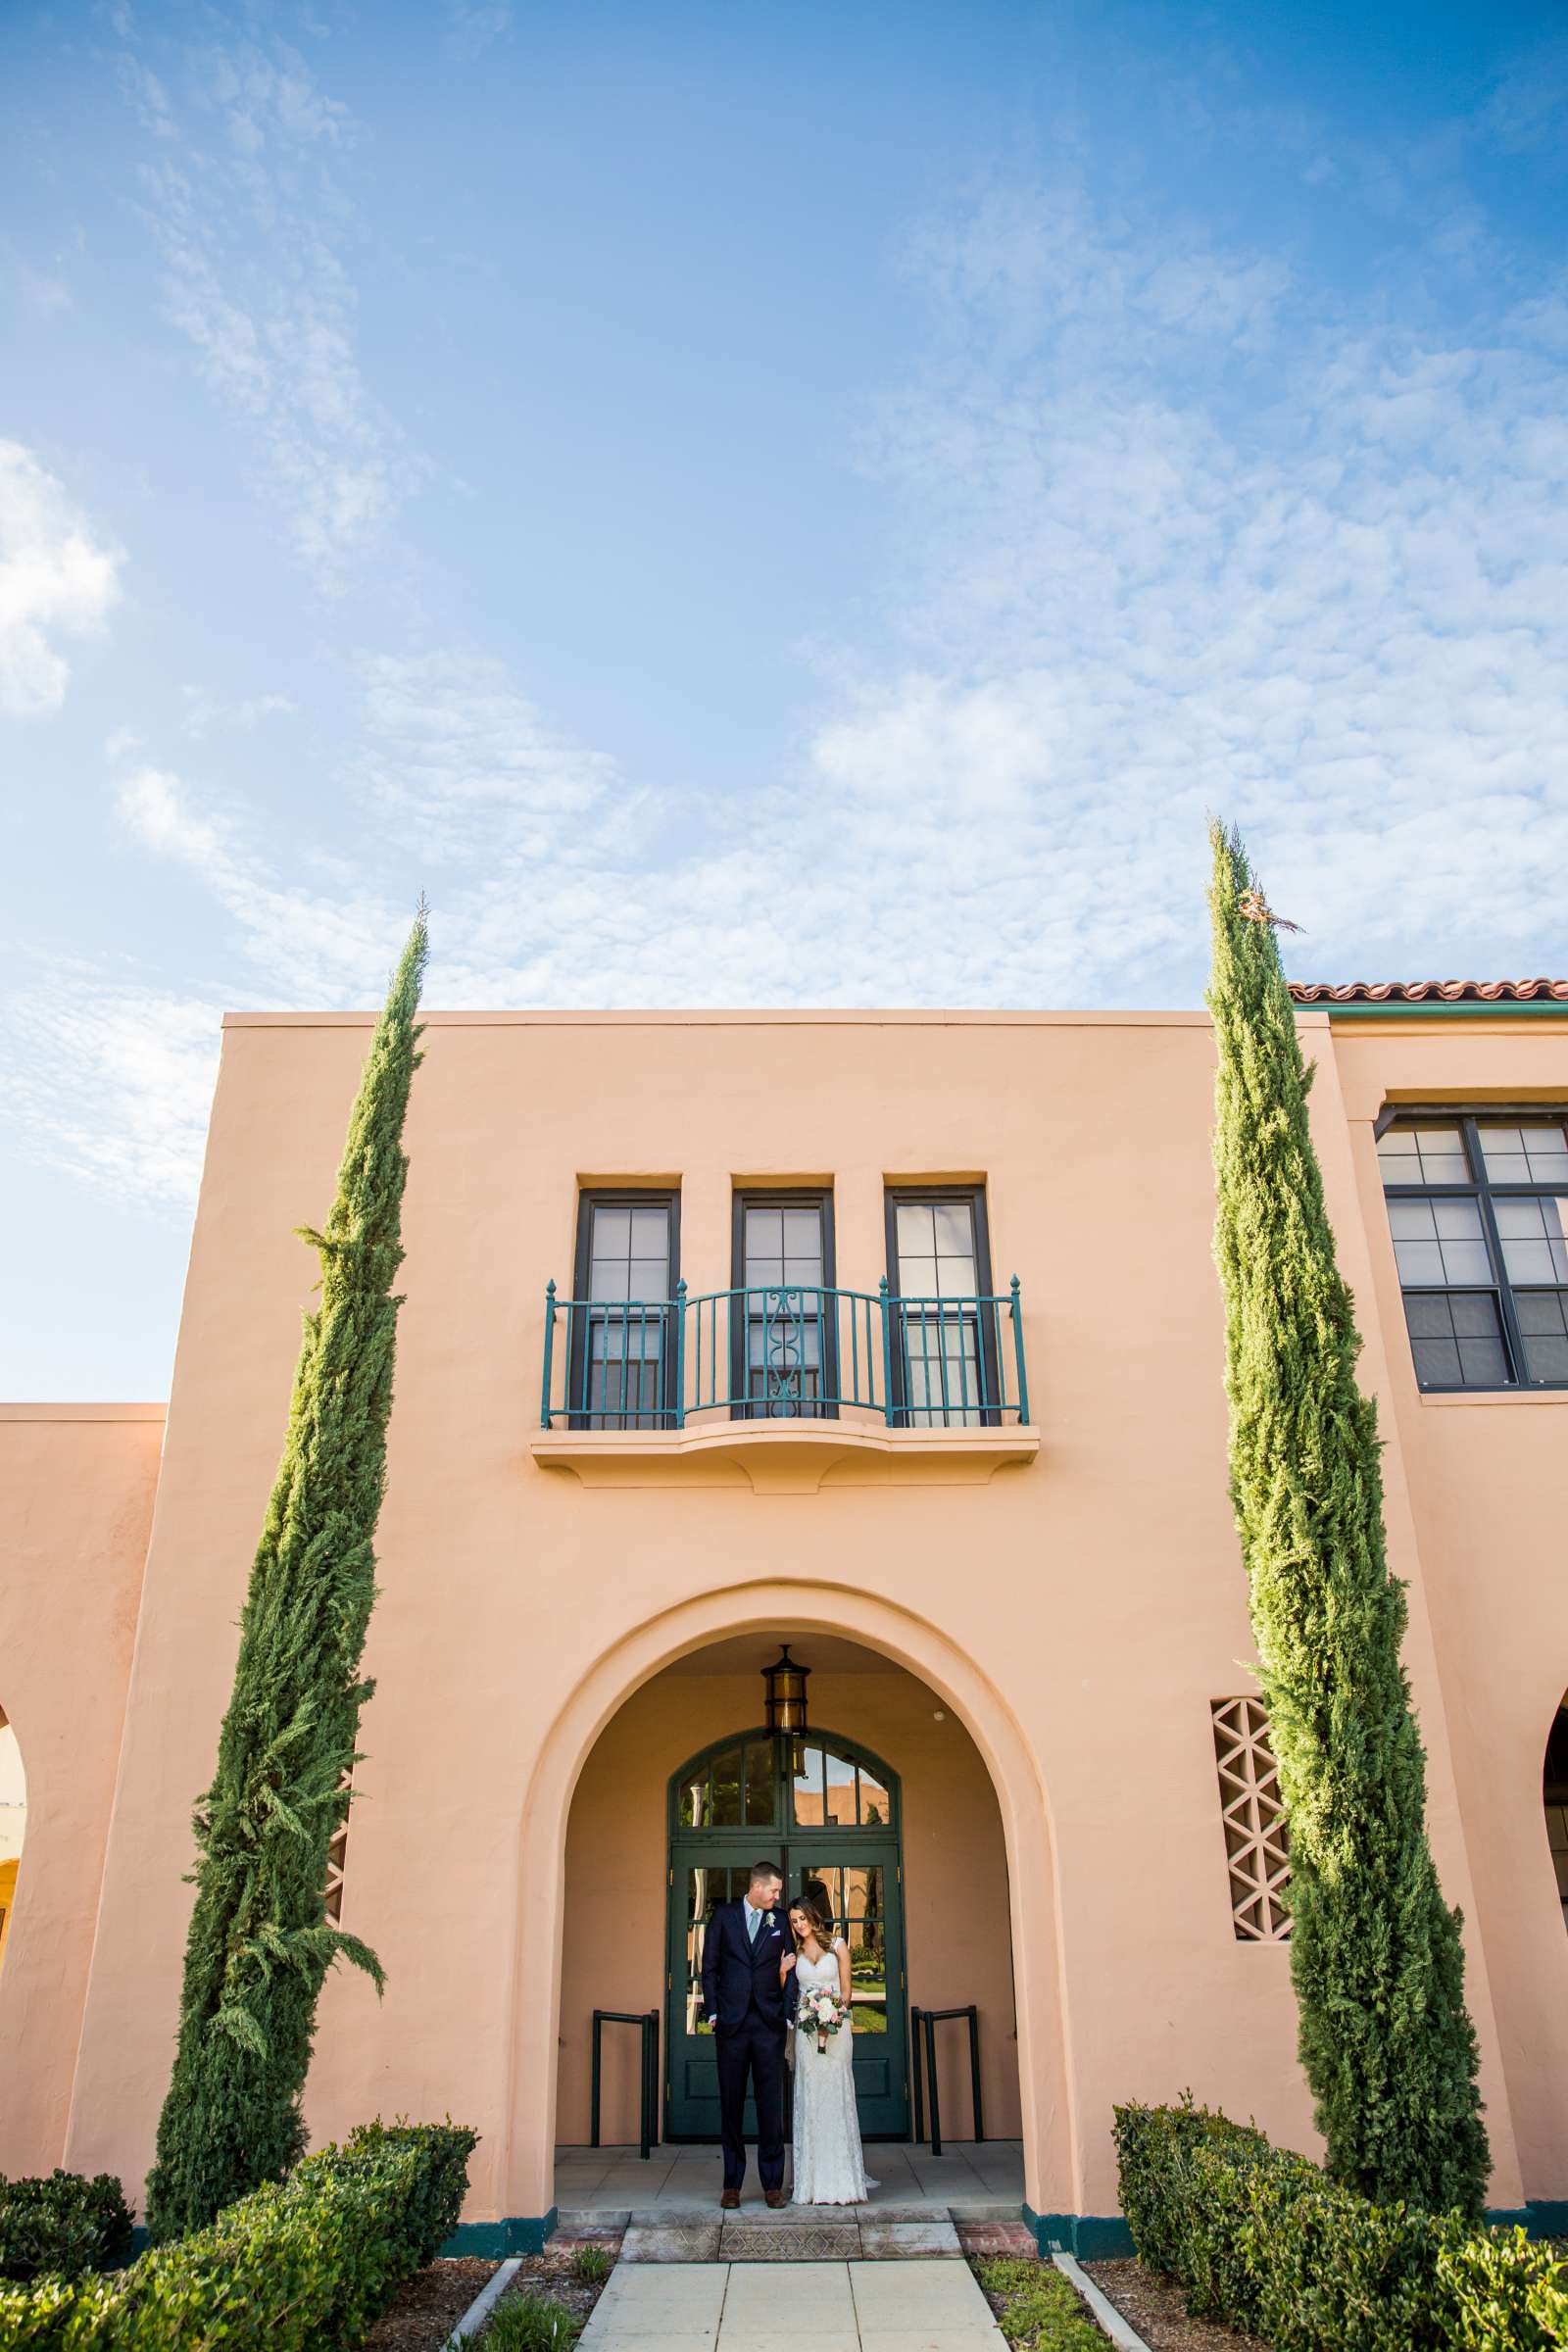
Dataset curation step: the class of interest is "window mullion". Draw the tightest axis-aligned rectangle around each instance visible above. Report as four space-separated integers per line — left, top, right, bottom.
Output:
1463 1115 1527 1387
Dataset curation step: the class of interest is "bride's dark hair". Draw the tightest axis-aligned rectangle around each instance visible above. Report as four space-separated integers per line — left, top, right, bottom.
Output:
788 1886 837 1948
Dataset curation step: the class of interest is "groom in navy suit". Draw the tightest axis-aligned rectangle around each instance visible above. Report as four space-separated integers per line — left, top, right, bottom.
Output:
701 1860 798 2207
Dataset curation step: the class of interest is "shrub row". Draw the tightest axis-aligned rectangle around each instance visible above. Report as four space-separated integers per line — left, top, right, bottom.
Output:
0 2120 476 2351
1112 2097 1568 2352
0 2178 134 2287
973 2255 1105 2350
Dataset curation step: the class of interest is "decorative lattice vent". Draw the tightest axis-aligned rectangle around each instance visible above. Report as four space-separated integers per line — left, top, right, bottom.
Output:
323 1773 352 1924
1210 1696 1291 1941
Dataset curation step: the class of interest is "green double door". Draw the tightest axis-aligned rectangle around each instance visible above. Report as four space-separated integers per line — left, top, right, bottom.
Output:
665 1730 907 2142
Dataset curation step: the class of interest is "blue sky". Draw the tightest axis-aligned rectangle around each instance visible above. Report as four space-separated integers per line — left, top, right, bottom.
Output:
2 0 1566 1396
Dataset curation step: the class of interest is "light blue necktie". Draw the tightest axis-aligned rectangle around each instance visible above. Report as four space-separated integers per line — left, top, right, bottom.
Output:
747 1903 760 1943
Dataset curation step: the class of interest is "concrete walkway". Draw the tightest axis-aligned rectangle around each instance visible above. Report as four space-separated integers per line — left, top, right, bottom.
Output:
577 2257 1004 2349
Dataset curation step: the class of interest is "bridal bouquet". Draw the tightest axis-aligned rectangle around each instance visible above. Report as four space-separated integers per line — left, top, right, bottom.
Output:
796 1985 849 2053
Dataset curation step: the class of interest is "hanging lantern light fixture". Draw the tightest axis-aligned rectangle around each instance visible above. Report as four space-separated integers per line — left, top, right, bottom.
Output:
762 1644 810 1764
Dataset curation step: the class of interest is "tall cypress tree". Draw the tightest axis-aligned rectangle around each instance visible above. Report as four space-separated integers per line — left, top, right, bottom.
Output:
145 909 428 2241
1206 822 1489 2217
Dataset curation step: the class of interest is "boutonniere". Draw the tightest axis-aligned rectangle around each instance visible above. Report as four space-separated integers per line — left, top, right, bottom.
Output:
764 1911 775 1929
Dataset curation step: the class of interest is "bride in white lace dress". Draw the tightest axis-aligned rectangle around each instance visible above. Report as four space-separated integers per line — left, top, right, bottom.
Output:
780 1888 876 2204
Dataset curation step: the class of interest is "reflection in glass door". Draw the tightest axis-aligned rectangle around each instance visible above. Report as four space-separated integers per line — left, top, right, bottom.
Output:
664 1729 906 2142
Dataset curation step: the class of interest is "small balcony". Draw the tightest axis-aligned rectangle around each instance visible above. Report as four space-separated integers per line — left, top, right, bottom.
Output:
531 1282 1039 1492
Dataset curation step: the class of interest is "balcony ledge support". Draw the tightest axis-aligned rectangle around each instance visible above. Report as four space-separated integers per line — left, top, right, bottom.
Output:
528 1419 1041 1495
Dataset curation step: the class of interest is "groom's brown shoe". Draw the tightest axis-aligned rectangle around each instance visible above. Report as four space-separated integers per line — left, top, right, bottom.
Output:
764 2190 786 2208
720 2189 740 2210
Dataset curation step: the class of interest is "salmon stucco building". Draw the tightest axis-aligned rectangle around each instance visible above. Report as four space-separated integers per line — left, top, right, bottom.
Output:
2 979 1567 2252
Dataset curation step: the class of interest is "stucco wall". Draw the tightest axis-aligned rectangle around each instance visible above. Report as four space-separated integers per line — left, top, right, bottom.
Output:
0 1406 162 2175
9 1005 1563 2228
1324 1020 1568 2208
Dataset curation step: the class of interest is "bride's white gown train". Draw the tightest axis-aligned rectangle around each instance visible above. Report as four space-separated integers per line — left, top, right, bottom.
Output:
789 1942 877 2205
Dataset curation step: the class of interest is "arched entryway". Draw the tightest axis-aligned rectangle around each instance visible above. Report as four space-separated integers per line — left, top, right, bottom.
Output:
0 1705 24 1981
550 1619 1030 2185
1544 1697 1568 1934
666 1724 907 2138
507 1578 1067 2230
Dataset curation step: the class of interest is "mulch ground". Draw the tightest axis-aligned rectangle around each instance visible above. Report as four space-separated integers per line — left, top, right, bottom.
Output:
366 2258 498 2352
1082 2258 1271 2352
365 2236 619 2352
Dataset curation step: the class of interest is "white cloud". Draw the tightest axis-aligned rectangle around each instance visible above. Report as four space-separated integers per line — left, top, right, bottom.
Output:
115 764 407 1004
811 674 1055 814
0 963 221 1211
0 444 121 714
16 154 1568 1219
117 765 233 876
179 686 296 738
119 27 411 592
796 176 1568 991
358 651 620 856
446 2 513 60
1479 35 1568 154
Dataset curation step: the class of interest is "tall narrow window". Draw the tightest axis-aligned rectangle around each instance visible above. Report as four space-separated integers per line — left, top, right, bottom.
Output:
732 1193 835 1418
885 1187 999 1425
1378 1113 1568 1391
569 1193 679 1428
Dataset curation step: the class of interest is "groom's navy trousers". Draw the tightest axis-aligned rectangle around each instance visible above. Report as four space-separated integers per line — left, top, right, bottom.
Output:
701 1900 797 2193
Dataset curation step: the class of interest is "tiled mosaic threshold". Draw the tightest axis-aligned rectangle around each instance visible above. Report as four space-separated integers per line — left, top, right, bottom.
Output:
607 2212 1038 2263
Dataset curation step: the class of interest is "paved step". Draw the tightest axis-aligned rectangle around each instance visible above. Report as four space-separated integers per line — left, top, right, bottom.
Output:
618 2215 965 2264
557 2196 1019 2232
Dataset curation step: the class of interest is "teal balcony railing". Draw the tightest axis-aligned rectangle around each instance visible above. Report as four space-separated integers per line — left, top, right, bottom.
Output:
539 1279 1029 1432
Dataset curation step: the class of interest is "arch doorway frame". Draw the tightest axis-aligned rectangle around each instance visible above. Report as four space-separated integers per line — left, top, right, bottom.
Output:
665 1723 909 2140
512 1580 1070 2232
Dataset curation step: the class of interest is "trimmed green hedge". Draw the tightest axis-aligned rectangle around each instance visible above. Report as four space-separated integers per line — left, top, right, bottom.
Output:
0 2176 134 2286
0 2121 475 2350
1112 2097 1568 2351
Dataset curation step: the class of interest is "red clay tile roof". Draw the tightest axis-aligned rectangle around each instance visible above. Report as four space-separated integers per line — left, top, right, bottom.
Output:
1288 978 1568 1004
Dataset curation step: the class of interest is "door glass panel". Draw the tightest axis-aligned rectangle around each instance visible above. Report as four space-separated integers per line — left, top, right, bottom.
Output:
794 1860 888 2034
795 1862 844 1935
710 1745 743 1828
744 1742 776 1826
858 1765 891 1826
683 1864 752 2036
793 1745 827 1825
677 1767 710 1830
823 1750 856 1828
845 1864 887 2034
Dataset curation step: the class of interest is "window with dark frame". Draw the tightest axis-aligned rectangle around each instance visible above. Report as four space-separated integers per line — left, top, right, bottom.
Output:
1378 1113 1568 1392
731 1192 836 1419
884 1186 1000 1426
568 1191 679 1429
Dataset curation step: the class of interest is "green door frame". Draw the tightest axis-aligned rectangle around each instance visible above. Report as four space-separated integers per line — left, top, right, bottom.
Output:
664 1727 909 2142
